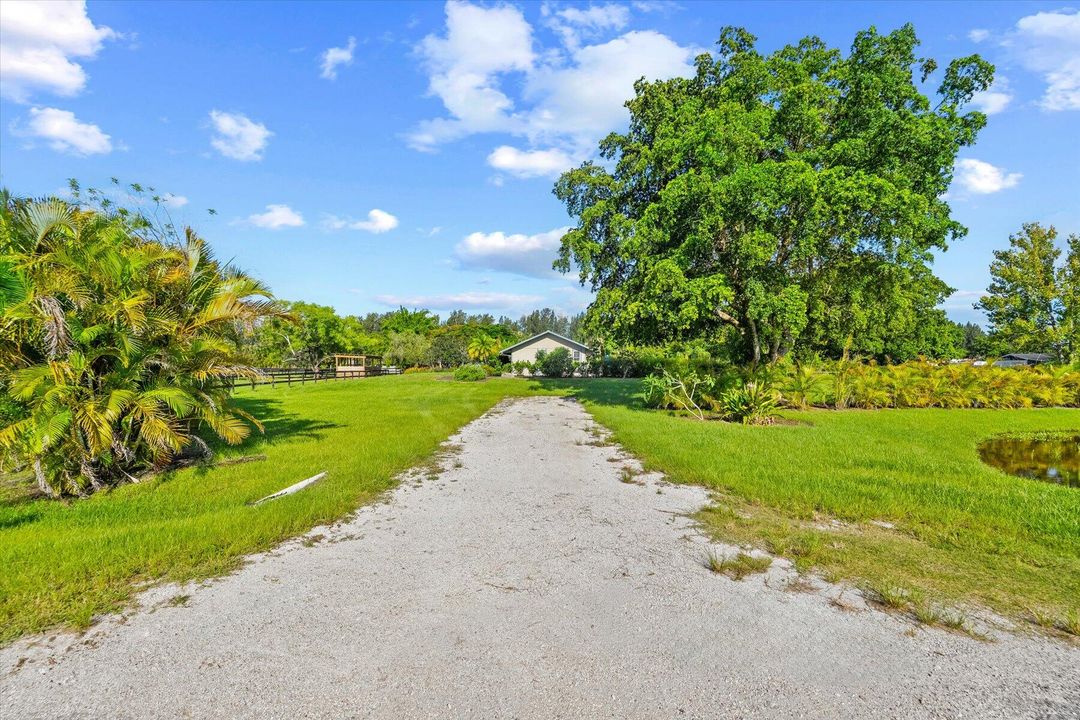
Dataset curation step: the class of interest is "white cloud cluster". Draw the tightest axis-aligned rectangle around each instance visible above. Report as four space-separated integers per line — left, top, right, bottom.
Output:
543 3 630 50
374 291 543 310
455 227 570 277
970 77 1012 115
0 0 117 102
323 209 400 234
1012 9 1080 111
208 110 272 161
968 28 990 43
247 204 305 229
487 145 575 177
954 158 1022 194
19 106 111 155
320 36 357 80
410 1 696 178
410 0 535 149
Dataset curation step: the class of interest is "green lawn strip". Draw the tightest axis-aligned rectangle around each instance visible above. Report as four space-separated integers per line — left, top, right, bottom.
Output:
562 379 1080 628
0 374 552 646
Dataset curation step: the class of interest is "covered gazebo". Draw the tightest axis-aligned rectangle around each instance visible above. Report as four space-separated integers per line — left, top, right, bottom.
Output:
331 354 383 377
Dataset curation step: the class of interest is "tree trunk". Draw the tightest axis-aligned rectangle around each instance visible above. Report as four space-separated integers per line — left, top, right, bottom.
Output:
747 318 762 366
33 459 55 498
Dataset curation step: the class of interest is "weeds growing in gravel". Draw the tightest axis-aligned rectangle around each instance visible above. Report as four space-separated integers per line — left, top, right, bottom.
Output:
704 551 772 580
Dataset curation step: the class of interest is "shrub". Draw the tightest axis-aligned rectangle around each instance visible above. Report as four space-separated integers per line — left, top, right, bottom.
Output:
775 359 1080 410
641 374 668 408
0 194 285 497
402 367 431 375
537 347 575 377
641 370 715 420
718 380 780 425
452 364 487 381
779 362 828 409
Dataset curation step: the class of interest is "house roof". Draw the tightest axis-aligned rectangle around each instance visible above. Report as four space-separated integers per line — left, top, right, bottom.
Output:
1000 353 1053 361
500 331 591 356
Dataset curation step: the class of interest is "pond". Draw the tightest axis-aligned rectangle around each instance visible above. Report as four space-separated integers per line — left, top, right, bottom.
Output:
978 435 1080 488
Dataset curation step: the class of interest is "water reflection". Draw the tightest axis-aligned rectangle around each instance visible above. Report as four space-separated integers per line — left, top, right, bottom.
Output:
978 435 1079 488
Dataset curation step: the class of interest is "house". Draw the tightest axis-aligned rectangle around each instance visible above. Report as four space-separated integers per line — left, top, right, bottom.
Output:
993 353 1054 367
499 331 592 370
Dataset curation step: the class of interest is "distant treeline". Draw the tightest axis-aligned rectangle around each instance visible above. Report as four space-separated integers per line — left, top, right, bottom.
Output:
244 303 586 369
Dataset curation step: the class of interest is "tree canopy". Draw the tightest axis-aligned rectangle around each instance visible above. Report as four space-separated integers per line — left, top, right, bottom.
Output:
250 301 373 369
554 24 993 363
977 223 1078 362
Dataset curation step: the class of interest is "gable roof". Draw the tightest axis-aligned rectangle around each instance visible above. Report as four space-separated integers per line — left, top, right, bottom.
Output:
1001 353 1053 361
500 331 591 355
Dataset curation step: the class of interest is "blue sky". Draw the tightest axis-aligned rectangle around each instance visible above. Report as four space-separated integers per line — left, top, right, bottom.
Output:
1 1 1078 325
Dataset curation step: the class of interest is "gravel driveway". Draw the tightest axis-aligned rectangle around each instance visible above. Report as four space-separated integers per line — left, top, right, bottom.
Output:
2 396 1077 719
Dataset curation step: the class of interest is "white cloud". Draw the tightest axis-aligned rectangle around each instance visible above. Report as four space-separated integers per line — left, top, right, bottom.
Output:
558 5 629 28
455 227 570 277
0 0 117 102
954 158 1022 194
320 36 357 80
409 1 696 171
18 106 111 155
487 145 575 177
549 283 595 313
970 90 1012 114
247 204 304 229
161 193 188 208
208 110 272 161
523 30 694 147
408 0 535 149
968 29 990 43
939 289 987 310
374 291 543 310
322 209 399 233
970 77 1012 115
544 3 630 49
1012 10 1080 111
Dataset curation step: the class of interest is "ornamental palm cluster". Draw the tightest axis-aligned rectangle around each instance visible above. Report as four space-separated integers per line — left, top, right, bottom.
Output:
0 193 286 497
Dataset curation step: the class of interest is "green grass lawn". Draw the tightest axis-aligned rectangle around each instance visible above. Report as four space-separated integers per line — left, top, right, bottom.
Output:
3 375 1078 645
0 374 546 645
559 380 1080 631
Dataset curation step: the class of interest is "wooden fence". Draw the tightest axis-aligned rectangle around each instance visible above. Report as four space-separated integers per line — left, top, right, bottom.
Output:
225 366 402 390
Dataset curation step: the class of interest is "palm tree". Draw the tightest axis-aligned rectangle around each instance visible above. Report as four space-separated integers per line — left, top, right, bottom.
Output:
0 193 286 497
467 333 501 363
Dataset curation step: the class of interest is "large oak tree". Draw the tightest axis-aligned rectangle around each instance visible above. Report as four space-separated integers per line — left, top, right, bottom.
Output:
554 25 992 363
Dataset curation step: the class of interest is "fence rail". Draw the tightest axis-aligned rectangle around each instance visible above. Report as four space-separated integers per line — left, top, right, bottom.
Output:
222 366 401 390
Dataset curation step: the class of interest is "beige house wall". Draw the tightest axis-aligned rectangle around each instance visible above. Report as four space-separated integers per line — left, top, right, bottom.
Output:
509 335 590 365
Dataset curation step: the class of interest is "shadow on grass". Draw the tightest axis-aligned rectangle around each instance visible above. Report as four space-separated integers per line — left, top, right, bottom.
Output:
190 396 343 465
0 507 42 529
525 378 642 409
